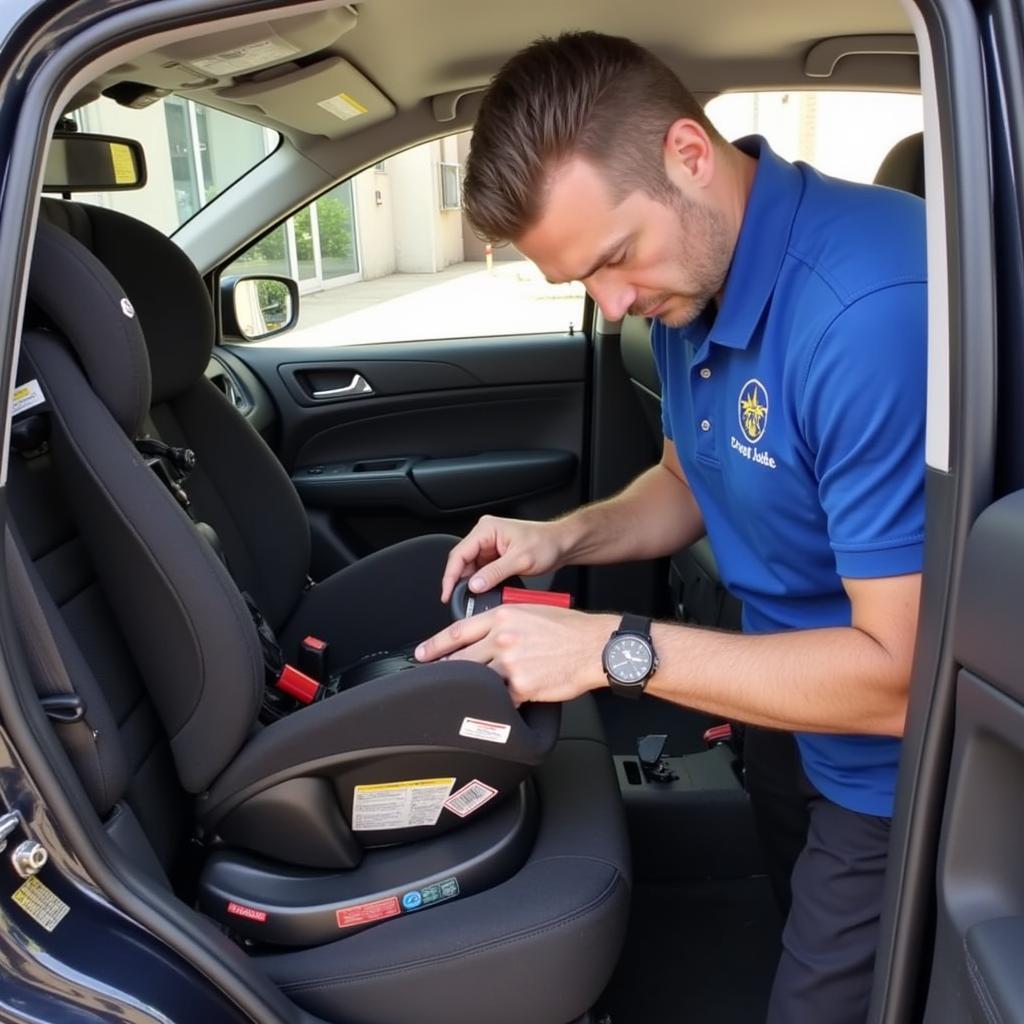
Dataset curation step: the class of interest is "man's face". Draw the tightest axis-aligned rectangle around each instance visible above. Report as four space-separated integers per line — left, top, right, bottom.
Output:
516 156 732 327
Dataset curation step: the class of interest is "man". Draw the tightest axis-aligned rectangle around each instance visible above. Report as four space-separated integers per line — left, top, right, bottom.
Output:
415 31 926 1024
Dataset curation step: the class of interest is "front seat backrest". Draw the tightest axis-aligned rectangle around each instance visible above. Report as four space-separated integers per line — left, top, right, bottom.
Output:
38 198 311 631
873 131 925 198
26 219 265 792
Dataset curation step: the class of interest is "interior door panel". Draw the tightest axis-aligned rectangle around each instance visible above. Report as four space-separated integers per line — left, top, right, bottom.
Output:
220 333 588 574
922 491 1024 1022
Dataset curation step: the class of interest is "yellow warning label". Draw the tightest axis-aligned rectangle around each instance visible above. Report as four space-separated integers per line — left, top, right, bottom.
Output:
317 92 369 122
337 92 368 114
109 143 136 185
352 778 455 831
355 778 455 793
12 876 69 932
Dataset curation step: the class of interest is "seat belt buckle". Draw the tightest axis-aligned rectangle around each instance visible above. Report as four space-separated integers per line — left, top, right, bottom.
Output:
40 693 86 723
703 723 733 748
275 664 322 705
298 635 328 683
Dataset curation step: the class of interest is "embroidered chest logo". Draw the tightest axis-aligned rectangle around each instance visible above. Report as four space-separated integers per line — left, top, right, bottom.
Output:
738 379 768 442
731 378 777 470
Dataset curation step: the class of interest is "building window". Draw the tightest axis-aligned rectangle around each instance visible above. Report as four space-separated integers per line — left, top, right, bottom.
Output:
227 132 584 347
439 162 461 210
374 160 388 173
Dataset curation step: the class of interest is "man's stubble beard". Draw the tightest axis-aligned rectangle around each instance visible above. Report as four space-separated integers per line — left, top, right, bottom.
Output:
631 190 732 328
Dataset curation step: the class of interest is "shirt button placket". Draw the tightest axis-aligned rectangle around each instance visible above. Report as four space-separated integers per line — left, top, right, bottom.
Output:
693 359 715 459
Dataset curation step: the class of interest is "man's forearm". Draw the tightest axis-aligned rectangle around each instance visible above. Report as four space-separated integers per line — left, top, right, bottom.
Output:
645 620 909 736
556 462 705 566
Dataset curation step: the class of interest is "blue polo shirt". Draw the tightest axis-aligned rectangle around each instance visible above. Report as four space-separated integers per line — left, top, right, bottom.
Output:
652 136 926 816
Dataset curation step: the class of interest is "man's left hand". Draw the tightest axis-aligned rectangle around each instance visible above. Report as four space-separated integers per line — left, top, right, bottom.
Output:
415 606 617 705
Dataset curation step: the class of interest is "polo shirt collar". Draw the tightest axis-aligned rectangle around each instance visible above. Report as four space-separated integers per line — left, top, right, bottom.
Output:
706 135 804 350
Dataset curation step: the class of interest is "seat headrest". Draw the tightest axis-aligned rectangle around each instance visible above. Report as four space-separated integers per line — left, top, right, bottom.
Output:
28 219 151 437
38 200 215 404
873 132 925 199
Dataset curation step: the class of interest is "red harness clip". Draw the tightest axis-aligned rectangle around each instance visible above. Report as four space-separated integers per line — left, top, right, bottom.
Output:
276 664 322 705
500 587 572 609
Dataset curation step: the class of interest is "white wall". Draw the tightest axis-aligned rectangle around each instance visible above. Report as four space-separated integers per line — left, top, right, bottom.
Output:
353 165 395 280
72 97 178 233
391 142 438 272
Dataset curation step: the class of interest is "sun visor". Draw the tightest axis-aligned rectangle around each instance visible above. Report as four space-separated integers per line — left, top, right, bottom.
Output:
216 57 394 138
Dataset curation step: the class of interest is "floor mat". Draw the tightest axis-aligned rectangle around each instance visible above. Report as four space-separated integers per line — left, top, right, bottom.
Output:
598 877 783 1024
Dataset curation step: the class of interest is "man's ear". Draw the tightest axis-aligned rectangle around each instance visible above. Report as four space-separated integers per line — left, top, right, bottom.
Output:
663 118 715 191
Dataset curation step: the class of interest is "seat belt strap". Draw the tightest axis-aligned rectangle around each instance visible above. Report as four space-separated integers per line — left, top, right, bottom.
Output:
133 433 314 711
4 527 86 723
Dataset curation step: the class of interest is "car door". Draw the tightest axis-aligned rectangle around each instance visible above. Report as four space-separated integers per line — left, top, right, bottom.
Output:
208 134 663 612
868 0 1024 1020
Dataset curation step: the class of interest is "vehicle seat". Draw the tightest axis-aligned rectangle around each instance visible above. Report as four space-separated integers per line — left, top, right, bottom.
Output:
873 130 925 197
11 206 631 1023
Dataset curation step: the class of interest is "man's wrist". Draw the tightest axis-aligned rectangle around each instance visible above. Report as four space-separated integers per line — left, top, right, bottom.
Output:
551 511 590 566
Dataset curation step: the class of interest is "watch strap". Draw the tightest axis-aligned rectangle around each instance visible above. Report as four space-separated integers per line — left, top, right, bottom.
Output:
616 613 652 638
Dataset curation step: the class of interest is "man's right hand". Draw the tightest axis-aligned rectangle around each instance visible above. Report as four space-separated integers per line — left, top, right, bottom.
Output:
440 514 571 603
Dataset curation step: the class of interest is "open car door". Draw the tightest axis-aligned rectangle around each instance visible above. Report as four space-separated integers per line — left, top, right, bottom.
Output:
871 0 1024 1021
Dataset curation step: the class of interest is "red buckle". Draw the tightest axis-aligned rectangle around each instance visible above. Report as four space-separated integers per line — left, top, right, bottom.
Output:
276 664 321 705
703 723 733 748
501 587 572 609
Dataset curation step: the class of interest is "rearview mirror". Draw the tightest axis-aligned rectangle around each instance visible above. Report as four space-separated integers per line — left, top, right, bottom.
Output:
43 133 147 192
221 275 299 342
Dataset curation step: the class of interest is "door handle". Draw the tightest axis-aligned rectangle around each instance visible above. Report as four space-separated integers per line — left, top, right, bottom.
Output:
311 374 374 400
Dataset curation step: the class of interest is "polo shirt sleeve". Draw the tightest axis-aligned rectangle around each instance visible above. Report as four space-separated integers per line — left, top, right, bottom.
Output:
799 281 927 578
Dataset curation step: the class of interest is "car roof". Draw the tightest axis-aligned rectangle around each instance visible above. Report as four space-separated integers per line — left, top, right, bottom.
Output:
75 0 919 154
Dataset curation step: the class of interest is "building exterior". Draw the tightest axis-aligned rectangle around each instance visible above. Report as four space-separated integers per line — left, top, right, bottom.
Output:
72 96 472 297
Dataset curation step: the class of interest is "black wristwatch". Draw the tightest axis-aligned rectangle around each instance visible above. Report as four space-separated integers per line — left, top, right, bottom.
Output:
602 614 658 699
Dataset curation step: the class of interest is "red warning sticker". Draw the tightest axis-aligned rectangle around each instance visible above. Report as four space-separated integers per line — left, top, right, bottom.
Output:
336 896 401 928
227 901 267 923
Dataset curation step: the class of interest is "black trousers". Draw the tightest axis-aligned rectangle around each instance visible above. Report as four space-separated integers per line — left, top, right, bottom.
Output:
743 727 892 1024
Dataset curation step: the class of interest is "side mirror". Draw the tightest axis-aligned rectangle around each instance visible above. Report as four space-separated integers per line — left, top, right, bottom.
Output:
221 275 299 342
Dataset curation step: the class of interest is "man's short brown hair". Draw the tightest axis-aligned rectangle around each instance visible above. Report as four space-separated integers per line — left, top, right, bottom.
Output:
463 31 721 244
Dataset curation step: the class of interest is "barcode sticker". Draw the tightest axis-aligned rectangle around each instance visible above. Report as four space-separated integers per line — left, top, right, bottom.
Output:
444 779 498 818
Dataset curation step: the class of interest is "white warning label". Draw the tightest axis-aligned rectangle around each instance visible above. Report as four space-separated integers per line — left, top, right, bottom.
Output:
11 379 45 417
459 717 511 744
189 39 301 77
352 778 455 831
444 779 498 818
12 876 69 932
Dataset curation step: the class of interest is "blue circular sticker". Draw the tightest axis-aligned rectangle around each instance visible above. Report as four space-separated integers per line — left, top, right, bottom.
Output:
402 891 423 911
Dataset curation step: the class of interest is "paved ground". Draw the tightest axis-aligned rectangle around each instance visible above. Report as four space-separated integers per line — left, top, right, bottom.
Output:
256 259 586 347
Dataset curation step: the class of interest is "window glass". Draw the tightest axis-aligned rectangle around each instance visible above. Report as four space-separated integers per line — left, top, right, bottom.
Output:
69 95 278 235
225 131 585 347
705 91 924 184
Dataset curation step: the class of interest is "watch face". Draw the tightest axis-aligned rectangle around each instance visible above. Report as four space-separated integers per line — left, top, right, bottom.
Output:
605 635 654 684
